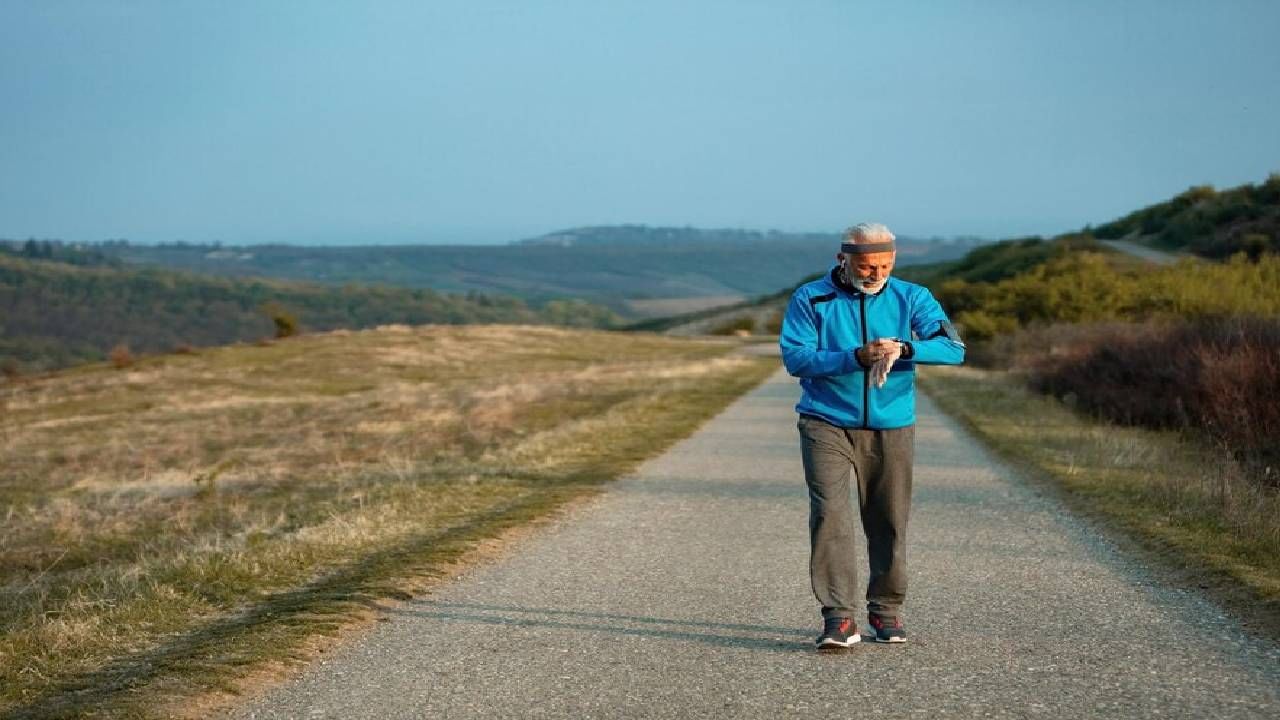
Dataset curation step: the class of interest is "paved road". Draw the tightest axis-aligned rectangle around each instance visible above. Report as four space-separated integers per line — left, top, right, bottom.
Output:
1099 239 1181 265
227 369 1278 719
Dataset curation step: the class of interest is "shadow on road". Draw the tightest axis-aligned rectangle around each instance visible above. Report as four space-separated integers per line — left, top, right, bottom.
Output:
389 600 814 654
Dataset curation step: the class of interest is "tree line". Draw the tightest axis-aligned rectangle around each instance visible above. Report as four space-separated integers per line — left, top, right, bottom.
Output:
0 254 618 374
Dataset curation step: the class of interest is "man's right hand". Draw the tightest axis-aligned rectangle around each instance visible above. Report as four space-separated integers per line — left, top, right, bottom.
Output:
855 338 902 367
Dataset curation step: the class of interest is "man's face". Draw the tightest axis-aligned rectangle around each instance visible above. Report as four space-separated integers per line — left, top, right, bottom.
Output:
840 251 896 293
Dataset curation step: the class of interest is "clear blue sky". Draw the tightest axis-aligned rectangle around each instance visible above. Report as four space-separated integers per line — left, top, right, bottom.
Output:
2 1 1277 245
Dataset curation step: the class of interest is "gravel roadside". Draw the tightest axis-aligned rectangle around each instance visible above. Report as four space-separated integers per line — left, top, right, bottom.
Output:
225 368 1279 719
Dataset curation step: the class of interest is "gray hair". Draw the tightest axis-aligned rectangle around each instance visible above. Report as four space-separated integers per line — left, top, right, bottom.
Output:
843 222 895 245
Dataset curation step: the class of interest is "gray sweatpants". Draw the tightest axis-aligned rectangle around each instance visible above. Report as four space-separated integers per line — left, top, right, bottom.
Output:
797 414 914 621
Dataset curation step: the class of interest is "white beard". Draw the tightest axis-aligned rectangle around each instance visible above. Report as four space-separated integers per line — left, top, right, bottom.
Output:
856 277 888 293
841 264 888 294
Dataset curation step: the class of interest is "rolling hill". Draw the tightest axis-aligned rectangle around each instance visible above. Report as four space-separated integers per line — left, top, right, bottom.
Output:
0 253 616 373
81 226 981 318
642 174 1279 340
1092 173 1280 258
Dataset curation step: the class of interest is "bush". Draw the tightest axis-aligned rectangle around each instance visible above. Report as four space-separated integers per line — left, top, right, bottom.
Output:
539 299 622 328
709 315 755 336
1238 233 1273 260
109 344 133 369
1020 319 1280 487
938 252 1280 339
952 309 1018 342
267 307 299 338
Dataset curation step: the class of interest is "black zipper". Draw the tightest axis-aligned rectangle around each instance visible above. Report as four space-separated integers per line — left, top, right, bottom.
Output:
859 292 869 429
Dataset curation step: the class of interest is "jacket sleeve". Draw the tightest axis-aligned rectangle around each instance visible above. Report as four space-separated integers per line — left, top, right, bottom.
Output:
779 291 859 377
907 286 966 365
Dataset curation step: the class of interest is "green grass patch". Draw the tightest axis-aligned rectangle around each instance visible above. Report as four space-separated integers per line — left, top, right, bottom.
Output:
0 325 775 719
919 366 1280 640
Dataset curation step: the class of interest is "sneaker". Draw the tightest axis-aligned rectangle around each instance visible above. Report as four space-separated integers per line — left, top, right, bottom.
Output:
868 613 907 643
816 617 860 650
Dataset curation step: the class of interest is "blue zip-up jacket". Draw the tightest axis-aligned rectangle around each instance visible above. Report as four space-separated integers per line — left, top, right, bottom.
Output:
779 268 965 429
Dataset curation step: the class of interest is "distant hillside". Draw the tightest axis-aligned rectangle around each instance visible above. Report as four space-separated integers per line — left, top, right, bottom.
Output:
639 209 1255 340
637 173 1280 337
630 234 1113 338
0 238 125 267
514 225 836 247
0 255 616 373
893 233 1112 288
1092 173 1280 258
89 226 982 318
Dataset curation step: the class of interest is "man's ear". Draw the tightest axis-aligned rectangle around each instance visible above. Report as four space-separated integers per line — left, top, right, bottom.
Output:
835 252 846 262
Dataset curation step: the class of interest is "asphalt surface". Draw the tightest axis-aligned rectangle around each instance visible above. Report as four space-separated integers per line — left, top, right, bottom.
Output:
227 368 1279 719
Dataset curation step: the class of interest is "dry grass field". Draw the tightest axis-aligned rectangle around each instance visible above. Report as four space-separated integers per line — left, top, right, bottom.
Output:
0 325 776 719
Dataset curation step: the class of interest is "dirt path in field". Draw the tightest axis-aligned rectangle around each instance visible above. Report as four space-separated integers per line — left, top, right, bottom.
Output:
225 368 1278 719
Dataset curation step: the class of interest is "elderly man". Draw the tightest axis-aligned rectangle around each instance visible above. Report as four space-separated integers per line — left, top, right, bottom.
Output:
779 222 965 649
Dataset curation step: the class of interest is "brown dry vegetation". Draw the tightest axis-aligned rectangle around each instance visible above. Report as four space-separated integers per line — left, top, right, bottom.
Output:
0 325 776 719
994 319 1280 487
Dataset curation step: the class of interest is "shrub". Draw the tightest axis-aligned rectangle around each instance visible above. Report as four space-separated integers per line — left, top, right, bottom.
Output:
109 344 133 369
952 309 1019 342
937 253 1280 338
709 316 755 336
1234 232 1273 261
271 311 299 338
539 299 622 328
1021 318 1280 487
